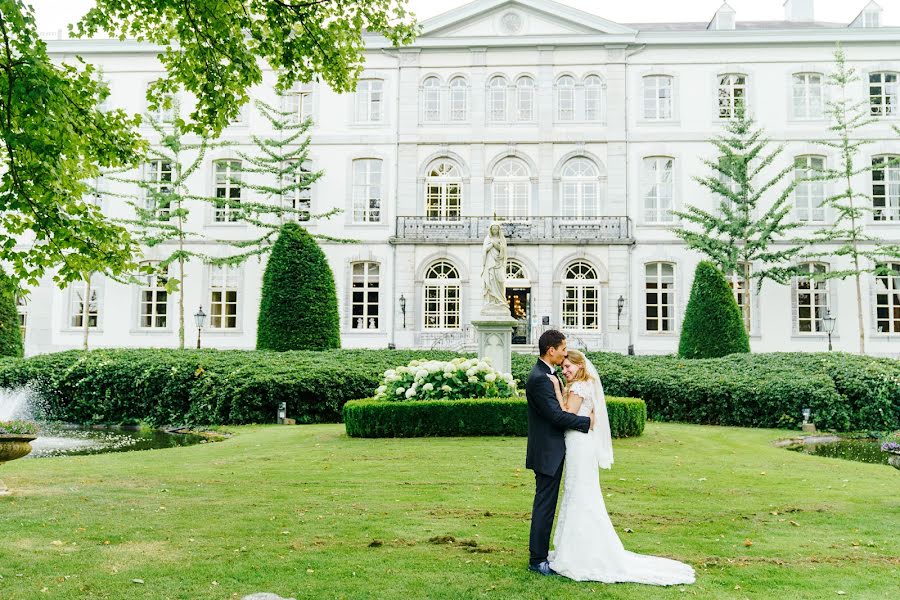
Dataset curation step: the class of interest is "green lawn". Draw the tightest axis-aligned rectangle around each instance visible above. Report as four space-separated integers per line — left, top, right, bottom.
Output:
1 423 897 599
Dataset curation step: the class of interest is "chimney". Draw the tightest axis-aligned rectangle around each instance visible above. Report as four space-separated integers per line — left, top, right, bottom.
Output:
784 0 814 23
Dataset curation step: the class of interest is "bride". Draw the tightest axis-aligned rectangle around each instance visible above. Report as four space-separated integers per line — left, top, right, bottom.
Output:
545 349 695 585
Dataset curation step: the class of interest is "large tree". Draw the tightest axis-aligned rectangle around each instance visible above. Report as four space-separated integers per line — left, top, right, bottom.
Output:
74 0 418 136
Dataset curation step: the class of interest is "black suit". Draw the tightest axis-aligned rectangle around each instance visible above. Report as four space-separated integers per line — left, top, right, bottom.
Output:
525 358 591 566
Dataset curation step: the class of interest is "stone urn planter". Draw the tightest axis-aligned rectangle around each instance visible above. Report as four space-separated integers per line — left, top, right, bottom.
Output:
0 434 37 495
882 442 900 471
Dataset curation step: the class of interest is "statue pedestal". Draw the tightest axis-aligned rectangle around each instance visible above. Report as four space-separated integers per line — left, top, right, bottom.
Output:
472 307 517 375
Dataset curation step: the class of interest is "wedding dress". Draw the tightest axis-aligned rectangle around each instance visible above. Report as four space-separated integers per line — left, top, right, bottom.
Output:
548 377 696 585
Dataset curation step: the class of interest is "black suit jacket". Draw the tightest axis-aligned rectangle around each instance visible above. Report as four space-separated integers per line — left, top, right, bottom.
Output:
525 359 591 476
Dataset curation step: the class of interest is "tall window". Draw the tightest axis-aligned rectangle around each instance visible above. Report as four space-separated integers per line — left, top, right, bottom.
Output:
15 294 26 341
516 76 535 121
214 160 242 222
643 75 673 120
492 158 530 219
584 75 604 122
281 84 313 123
139 262 168 329
147 82 174 123
562 262 599 330
352 159 382 223
560 157 601 218
869 72 898 117
288 165 312 222
875 262 900 333
421 76 441 122
425 161 462 221
449 76 468 121
146 159 173 220
488 76 507 122
796 263 828 334
642 157 674 223
872 155 900 221
209 264 238 329
355 79 383 123
351 262 380 330
556 75 575 121
717 74 747 119
794 155 826 222
645 262 675 333
97 76 111 113
423 261 461 329
792 73 824 119
726 263 751 331
69 276 100 329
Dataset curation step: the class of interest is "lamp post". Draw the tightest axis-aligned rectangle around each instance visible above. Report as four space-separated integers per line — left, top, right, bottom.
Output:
399 294 407 329
821 308 836 351
616 295 625 330
194 306 207 349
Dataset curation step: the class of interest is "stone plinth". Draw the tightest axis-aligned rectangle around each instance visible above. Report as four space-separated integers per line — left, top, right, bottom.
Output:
472 308 518 375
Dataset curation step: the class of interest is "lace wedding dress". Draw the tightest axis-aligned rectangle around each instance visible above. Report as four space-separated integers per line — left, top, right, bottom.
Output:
548 380 696 585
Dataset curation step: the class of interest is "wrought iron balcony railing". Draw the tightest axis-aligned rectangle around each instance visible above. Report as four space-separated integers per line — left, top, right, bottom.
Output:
392 216 632 244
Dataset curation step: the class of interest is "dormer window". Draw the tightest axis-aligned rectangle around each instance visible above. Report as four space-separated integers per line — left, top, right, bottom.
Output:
863 10 880 27
708 3 736 31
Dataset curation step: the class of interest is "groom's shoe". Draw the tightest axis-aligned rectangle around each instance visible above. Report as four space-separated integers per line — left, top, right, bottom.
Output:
527 561 557 576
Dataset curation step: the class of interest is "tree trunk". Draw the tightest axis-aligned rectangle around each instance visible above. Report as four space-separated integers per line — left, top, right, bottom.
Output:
742 261 752 334
81 274 91 351
178 255 185 350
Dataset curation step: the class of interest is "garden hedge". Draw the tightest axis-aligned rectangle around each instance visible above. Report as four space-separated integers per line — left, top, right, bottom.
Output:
343 396 647 438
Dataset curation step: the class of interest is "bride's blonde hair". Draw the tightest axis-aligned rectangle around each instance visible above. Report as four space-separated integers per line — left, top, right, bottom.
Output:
565 349 594 384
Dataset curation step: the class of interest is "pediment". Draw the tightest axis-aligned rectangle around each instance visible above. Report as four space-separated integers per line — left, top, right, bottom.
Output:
420 0 636 38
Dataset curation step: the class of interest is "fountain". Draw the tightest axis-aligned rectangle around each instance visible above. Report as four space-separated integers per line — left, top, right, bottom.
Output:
0 387 38 495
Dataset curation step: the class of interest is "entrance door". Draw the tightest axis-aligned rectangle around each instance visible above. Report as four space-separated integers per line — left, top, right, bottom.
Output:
506 288 531 345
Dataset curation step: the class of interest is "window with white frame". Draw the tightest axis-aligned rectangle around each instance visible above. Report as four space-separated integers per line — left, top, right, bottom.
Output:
643 75 673 120
717 74 747 119
425 161 462 221
506 260 527 281
491 157 530 220
560 157 602 218
875 262 900 333
792 73 824 119
562 261 599 330
642 157 674 223
147 82 174 123
421 76 441 122
351 262 380 330
796 262 828 334
584 75 604 122
355 79 383 123
209 264 239 329
556 75 575 121
717 158 741 217
726 262 751 331
645 262 675 333
97 76 111 113
872 155 900 221
213 160 242 222
516 76 535 121
352 159 382 223
449 76 468 121
289 164 312 222
281 83 313 123
794 155 826 222
69 276 100 329
488 76 508 122
423 261 461 329
139 262 169 329
863 10 881 28
869 72 898 117
146 159 173 220
15 294 26 341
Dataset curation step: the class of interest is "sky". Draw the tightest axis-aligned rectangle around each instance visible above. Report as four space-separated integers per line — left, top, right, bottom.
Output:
31 0 899 35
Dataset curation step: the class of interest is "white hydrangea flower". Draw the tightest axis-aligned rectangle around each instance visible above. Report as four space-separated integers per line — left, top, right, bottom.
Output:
484 373 497 383
441 384 452 393
384 369 396 379
416 369 429 380
468 376 478 383
422 383 434 392
405 387 416 399
396 387 405 395
376 385 387 394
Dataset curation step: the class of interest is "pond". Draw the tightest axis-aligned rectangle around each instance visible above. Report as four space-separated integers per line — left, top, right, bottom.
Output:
785 437 892 466
25 424 212 459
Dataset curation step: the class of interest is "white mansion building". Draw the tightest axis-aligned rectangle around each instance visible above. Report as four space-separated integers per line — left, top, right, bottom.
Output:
21 0 900 357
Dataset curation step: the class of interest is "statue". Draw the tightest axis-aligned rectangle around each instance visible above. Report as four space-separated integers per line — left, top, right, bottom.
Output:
481 222 508 312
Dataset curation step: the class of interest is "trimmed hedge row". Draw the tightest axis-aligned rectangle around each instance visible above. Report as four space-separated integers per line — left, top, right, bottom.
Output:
343 396 647 438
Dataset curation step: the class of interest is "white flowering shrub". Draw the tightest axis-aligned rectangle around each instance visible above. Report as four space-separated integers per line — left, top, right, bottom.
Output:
374 357 517 401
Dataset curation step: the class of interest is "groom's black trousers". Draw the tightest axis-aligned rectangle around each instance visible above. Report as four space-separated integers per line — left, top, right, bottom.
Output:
529 458 565 566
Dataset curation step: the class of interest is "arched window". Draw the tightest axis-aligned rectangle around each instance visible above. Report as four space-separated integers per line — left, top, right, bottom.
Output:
643 75 672 120
792 73 824 119
584 75 604 122
506 260 527 281
872 155 900 221
351 262 380 330
794 155 826 222
516 76 535 121
449 76 468 121
213 160 242 223
560 157 602 218
645 262 675 333
421 76 441 122
425 161 462 221
875 262 900 333
641 156 674 223
795 262 828 334
488 76 508 122
562 261 599 330
556 75 575 121
492 157 530 219
423 261 461 329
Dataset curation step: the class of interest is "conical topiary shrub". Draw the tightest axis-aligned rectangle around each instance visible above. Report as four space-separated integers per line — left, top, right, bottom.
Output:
678 260 750 359
0 288 23 358
256 222 340 350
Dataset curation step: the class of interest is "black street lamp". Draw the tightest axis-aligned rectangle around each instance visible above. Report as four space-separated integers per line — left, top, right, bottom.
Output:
399 294 407 329
616 295 625 330
194 306 207 349
821 307 836 351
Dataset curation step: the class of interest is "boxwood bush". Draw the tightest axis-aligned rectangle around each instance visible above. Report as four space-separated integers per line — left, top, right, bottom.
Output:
343 396 646 438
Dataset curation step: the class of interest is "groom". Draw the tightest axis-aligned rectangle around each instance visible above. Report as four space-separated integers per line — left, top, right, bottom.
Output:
526 329 593 576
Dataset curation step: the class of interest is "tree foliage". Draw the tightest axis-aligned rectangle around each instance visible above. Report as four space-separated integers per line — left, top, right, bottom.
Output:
0 283 22 357
678 261 750 359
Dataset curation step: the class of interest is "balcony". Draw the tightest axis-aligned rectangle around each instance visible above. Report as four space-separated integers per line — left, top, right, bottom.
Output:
392 216 633 244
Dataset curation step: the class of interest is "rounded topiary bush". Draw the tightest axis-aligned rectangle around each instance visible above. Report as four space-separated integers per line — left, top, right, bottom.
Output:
678 260 750 359
257 222 339 350
0 289 23 358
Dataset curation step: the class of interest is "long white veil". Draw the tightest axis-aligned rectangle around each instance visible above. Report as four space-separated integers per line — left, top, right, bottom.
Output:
584 356 614 469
